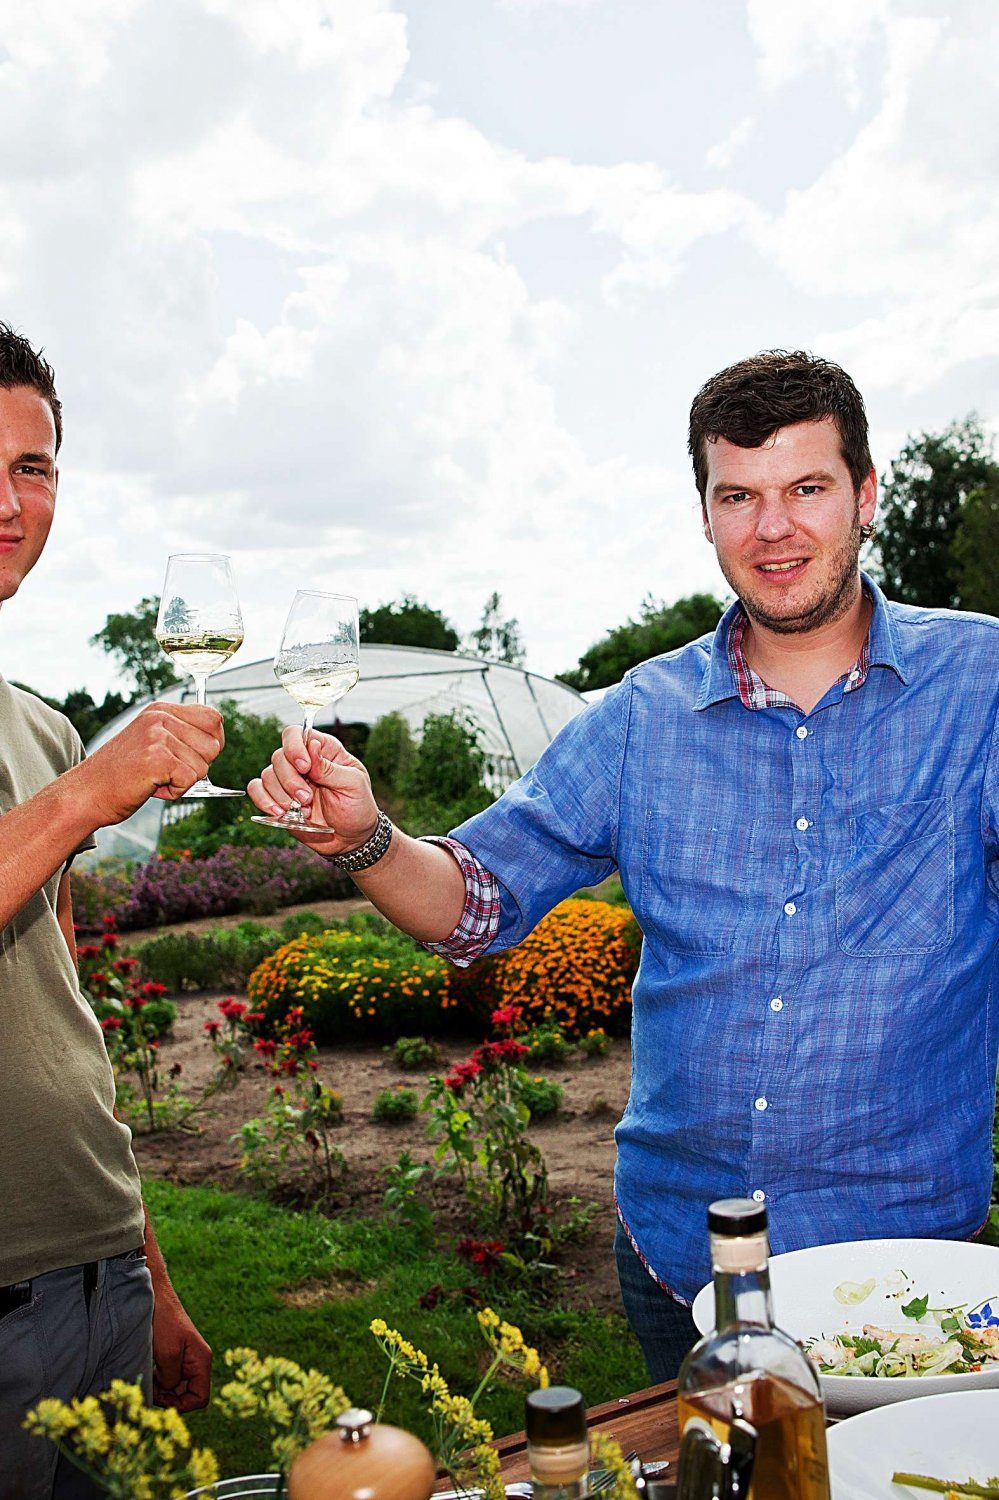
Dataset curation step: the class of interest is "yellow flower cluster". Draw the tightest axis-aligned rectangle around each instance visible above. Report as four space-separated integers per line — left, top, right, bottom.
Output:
23 1382 218 1499
217 1347 350 1473
246 930 448 1036
477 1308 550 1385
590 1433 641 1500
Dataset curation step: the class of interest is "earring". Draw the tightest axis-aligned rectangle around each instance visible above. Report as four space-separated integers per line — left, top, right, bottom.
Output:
859 522 875 543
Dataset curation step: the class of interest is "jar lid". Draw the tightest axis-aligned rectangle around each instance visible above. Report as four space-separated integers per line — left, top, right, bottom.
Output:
707 1198 768 1236
525 1386 586 1444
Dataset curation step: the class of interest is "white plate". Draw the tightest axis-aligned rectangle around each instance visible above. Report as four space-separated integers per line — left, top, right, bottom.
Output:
691 1238 999 1416
827 1388 999 1498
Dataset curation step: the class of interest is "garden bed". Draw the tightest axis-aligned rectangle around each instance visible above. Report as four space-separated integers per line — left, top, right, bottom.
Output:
131 991 632 1314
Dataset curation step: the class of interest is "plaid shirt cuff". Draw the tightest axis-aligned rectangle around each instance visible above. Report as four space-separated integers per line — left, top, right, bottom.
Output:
419 836 500 969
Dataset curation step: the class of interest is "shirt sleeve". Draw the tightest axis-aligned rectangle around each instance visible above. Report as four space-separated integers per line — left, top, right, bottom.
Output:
418 836 501 968
446 675 632 955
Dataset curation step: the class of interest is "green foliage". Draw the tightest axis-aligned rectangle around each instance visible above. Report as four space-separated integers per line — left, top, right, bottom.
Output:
158 699 294 856
133 921 286 991
134 914 331 993
360 595 459 651
364 710 416 796
236 1081 346 1203
399 711 494 836
523 1022 570 1065
90 595 180 698
468 591 525 666
873 417 999 609
560 592 725 691
372 1086 420 1123
390 1036 440 1070
952 475 999 615
381 1151 433 1241
577 1027 610 1059
246 918 452 1041
142 1180 648 1476
520 1075 564 1119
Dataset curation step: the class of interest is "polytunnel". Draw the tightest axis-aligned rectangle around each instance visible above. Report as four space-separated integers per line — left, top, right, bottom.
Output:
84 644 586 860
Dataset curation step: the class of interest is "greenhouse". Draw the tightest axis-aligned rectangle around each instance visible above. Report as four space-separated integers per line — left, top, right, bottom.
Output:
85 644 587 860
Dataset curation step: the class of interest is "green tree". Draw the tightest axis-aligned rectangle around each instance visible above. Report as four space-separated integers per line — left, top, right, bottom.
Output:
400 712 494 835
364 710 416 796
90 596 180 698
951 475 999 616
158 700 291 856
559 592 726 692
468 591 525 665
873 418 999 608
359 596 459 652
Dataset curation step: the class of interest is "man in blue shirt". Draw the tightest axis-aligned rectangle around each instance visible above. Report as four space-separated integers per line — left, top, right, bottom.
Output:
249 350 999 1381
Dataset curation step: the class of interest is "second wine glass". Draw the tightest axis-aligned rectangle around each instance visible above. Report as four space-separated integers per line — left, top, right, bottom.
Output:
251 589 360 833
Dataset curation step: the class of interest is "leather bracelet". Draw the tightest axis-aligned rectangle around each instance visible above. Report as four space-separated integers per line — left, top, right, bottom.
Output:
324 810 394 873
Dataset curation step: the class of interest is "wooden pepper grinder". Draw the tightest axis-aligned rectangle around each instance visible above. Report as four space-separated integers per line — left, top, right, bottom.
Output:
289 1407 437 1500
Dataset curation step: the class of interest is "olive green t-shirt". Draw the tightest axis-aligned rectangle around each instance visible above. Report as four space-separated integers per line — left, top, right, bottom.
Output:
0 676 144 1285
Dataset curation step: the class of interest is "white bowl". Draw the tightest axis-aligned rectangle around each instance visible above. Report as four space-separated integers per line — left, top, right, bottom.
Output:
690 1238 999 1416
827 1388 999 1498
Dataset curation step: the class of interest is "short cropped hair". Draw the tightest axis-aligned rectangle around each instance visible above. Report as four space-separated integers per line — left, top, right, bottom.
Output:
688 349 871 501
0 322 63 452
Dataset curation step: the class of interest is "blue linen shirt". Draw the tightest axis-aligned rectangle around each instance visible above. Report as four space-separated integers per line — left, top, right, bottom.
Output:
451 576 999 1303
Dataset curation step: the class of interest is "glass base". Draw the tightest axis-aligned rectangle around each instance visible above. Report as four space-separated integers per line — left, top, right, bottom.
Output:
249 812 332 834
179 779 245 800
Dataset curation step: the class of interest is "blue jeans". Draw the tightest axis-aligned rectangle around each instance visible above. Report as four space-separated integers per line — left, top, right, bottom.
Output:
0 1250 153 1500
615 1223 699 1383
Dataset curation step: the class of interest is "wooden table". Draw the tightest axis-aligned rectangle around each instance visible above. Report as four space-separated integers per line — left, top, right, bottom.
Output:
489 1381 680 1488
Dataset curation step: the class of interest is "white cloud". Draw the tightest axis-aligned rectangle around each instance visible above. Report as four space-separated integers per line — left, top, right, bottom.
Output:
706 115 757 171
746 0 892 95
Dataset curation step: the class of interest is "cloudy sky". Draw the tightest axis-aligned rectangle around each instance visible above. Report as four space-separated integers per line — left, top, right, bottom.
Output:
1 0 996 700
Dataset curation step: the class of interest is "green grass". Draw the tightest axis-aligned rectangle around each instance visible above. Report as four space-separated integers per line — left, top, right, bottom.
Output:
144 1181 646 1479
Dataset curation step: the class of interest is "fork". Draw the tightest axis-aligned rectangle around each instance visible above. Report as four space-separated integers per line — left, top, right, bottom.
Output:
589 1450 640 1493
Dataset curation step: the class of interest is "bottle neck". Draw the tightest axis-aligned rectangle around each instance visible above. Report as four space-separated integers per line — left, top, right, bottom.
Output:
713 1264 775 1331
710 1231 774 1331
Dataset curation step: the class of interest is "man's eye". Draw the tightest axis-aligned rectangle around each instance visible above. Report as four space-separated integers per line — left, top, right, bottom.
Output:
797 485 821 496
16 465 47 477
722 491 749 504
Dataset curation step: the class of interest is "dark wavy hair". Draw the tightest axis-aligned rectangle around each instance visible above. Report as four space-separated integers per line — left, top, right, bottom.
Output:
0 322 62 452
688 349 871 501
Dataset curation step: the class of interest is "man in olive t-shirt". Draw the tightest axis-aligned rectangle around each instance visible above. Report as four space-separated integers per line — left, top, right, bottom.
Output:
0 325 227 1500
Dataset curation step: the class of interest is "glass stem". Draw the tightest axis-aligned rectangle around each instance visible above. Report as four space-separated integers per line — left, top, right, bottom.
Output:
193 673 209 709
302 709 316 742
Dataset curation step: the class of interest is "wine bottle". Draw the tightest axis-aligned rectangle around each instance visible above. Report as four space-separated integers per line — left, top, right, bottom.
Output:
676 1199 830 1500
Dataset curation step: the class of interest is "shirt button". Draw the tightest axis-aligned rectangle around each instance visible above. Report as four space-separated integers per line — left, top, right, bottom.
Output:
752 1189 766 1202
783 901 797 916
754 1096 769 1112
770 997 784 1012
848 669 860 682
795 817 810 831
795 726 808 740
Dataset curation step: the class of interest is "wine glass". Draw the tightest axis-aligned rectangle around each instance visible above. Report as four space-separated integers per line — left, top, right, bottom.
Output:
155 553 245 798
251 589 360 833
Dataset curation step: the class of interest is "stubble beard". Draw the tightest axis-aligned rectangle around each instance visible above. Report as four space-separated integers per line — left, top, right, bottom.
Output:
728 504 863 637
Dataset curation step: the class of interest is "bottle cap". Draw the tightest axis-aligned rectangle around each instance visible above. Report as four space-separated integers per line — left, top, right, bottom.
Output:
525 1386 586 1444
707 1198 768 1237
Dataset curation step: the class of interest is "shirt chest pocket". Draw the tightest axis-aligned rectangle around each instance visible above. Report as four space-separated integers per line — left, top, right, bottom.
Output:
835 795 955 957
642 810 762 956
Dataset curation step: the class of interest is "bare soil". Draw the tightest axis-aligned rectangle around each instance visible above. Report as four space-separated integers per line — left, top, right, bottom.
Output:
132 992 632 1315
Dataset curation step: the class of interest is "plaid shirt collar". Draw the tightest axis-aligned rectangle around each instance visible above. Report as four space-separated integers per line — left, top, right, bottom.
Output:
695 571 907 712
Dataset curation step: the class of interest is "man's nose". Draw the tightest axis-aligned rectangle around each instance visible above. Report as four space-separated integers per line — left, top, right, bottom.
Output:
755 494 795 542
0 472 21 521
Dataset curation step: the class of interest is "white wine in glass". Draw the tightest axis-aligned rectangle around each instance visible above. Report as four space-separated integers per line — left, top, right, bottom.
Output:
251 589 360 834
155 552 245 799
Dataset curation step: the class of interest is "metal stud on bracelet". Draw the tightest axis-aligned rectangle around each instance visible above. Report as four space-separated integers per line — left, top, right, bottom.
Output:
324 810 394 873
